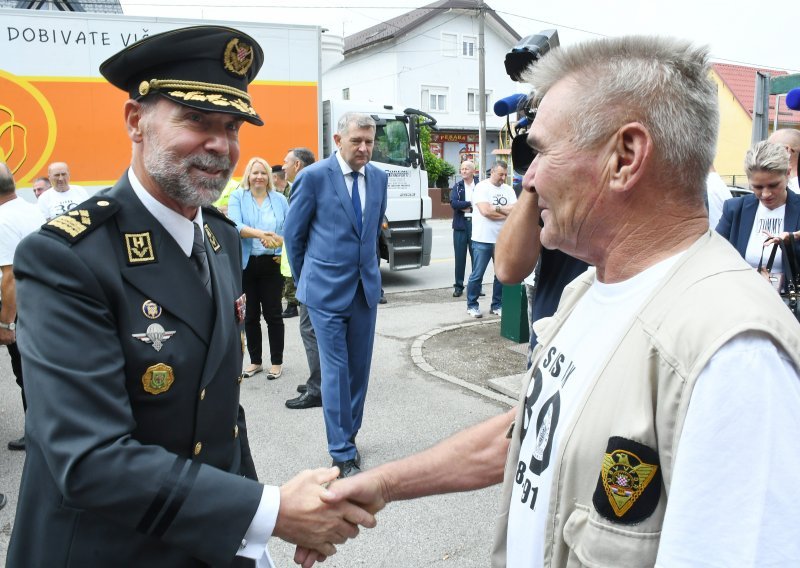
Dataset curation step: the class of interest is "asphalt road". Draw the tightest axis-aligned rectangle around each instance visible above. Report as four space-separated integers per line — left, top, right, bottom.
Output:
0 218 522 567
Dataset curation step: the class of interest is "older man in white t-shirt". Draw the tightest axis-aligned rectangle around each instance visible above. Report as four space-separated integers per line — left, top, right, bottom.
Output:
0 161 45 452
465 160 516 318
38 161 89 220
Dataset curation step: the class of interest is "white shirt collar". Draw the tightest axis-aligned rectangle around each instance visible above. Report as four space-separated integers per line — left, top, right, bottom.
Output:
127 168 203 257
335 151 365 178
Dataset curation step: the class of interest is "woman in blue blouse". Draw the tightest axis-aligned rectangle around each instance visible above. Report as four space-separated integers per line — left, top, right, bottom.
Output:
229 157 290 379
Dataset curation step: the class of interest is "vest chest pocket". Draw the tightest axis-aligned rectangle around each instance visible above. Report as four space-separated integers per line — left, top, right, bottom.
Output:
563 504 661 568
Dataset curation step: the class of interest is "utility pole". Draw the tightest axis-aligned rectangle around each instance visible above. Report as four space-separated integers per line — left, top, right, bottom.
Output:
478 0 486 179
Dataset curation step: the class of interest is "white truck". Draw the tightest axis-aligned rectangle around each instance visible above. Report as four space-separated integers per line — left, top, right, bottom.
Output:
323 100 433 270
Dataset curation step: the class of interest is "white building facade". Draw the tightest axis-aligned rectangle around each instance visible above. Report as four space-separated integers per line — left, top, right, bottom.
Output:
322 0 528 180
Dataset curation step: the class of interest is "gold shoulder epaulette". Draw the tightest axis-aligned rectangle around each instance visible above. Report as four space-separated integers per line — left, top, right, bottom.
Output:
42 196 120 244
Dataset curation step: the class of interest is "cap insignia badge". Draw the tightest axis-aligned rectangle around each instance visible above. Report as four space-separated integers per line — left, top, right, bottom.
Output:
223 38 254 77
132 323 176 352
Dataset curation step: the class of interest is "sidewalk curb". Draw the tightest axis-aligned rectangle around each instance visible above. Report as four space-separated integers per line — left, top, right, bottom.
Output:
411 320 518 407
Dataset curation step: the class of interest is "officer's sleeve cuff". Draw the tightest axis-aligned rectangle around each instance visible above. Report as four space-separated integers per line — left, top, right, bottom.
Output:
237 485 280 558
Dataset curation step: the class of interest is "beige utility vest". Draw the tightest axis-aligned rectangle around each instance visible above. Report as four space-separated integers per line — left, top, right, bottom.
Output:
491 232 800 568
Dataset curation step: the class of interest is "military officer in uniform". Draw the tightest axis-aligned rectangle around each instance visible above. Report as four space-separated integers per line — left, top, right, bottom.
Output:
7 26 373 567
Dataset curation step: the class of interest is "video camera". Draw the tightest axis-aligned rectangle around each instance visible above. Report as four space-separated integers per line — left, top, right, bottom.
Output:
495 30 560 176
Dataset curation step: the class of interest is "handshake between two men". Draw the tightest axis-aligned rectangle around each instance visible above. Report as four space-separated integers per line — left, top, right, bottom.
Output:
278 465 388 567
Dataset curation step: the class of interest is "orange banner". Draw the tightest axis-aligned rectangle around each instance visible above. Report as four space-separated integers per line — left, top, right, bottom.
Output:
0 70 318 186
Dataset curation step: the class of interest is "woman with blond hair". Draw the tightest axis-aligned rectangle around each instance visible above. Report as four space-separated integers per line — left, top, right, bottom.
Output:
229 157 289 379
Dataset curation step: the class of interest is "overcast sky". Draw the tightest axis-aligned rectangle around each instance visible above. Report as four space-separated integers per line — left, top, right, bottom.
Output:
119 0 797 72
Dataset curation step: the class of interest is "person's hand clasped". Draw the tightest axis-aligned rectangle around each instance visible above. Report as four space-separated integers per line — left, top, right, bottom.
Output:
292 470 389 567
274 467 378 564
762 230 791 247
259 231 283 248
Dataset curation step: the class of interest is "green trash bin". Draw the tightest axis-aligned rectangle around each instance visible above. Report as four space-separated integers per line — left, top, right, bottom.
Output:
500 283 529 343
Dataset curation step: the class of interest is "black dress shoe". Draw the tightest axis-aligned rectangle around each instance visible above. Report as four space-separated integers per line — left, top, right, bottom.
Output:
8 436 25 451
453 288 463 297
0 493 6 510
281 305 299 318
285 391 322 410
332 459 361 479
297 384 307 393
378 295 387 305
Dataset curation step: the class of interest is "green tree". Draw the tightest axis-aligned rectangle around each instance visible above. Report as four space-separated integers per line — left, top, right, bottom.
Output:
419 124 456 189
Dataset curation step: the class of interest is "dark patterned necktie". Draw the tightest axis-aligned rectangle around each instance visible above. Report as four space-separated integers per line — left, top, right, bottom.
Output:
192 223 211 295
351 171 363 234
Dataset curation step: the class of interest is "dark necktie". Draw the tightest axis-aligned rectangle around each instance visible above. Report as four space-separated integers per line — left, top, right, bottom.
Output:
192 223 212 295
351 171 363 234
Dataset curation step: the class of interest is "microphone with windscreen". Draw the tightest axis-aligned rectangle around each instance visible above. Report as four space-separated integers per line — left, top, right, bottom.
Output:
786 88 800 111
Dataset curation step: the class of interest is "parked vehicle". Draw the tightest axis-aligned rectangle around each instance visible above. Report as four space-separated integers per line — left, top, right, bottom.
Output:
323 100 433 270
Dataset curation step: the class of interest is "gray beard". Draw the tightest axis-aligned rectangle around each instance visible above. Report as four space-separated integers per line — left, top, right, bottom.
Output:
142 133 233 208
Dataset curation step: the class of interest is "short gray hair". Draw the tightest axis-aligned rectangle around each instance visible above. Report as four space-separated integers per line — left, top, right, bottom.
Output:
0 162 15 195
524 35 719 194
290 147 316 168
337 112 376 137
744 141 790 176
491 160 508 171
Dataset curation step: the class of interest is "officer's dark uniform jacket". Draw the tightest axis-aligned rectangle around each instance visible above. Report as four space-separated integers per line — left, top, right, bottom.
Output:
7 175 263 567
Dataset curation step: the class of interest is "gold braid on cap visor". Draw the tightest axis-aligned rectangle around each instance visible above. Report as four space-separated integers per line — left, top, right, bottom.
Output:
138 79 256 117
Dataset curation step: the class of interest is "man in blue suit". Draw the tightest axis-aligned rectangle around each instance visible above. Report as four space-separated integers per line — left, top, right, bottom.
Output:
284 113 388 478
450 160 478 297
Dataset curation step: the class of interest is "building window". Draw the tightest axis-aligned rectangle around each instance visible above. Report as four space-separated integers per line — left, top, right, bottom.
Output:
441 32 458 57
421 86 448 112
467 90 492 113
342 88 350 100
462 35 476 58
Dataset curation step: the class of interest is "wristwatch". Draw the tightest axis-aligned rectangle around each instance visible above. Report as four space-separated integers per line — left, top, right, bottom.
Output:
0 321 15 331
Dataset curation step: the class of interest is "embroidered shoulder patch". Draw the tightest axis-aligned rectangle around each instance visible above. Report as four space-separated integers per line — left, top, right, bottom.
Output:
41 196 119 244
592 436 662 524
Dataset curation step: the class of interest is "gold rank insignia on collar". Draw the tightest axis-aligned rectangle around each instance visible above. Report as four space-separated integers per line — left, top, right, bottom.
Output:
125 232 156 265
204 223 221 252
42 197 119 244
142 363 175 395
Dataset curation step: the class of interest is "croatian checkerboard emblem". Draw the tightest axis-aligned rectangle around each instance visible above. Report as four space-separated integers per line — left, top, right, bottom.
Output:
132 323 176 352
592 436 662 524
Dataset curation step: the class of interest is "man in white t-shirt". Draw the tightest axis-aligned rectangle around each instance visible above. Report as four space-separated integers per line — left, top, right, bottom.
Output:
768 128 800 193
38 161 89 220
0 162 45 452
465 160 516 317
306 36 800 568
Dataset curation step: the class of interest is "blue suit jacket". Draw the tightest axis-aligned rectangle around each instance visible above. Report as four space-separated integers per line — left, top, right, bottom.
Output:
284 153 388 311
716 190 800 286
450 176 479 230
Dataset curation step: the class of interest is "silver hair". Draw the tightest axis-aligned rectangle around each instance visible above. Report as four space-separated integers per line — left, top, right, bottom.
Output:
524 35 719 194
337 112 376 137
744 141 790 176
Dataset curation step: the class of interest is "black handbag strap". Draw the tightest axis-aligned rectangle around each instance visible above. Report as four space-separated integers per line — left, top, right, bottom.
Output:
758 241 779 273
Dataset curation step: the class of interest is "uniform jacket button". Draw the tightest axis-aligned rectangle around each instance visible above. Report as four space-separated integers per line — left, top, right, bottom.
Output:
237 375 243 384
200 388 206 400
194 442 202 455
234 424 239 438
